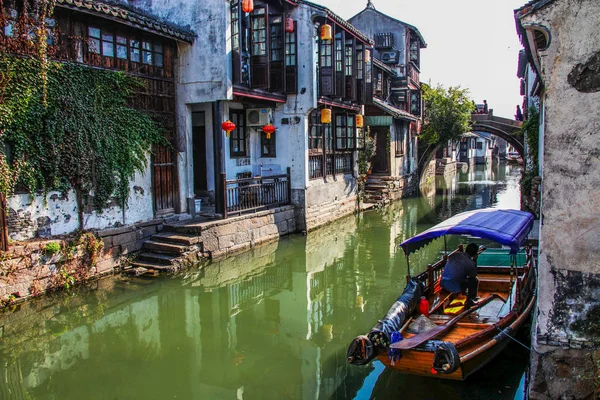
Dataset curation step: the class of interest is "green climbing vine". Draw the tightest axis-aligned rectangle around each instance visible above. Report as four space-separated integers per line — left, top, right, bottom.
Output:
519 106 540 195
0 0 166 229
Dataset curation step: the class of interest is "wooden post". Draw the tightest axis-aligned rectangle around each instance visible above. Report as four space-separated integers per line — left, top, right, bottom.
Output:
427 264 433 289
221 173 228 219
0 193 7 251
286 167 291 205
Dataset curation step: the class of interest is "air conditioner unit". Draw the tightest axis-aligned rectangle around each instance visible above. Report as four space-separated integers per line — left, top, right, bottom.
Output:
246 108 272 126
381 51 399 64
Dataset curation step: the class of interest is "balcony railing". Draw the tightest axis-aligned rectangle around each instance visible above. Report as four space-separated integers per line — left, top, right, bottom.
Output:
223 168 291 218
309 153 353 180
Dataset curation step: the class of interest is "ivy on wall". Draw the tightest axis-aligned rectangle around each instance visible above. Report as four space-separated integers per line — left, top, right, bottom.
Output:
0 56 165 227
0 0 166 230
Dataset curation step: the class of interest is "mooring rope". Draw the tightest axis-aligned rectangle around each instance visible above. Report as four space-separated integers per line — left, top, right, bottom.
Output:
494 324 532 351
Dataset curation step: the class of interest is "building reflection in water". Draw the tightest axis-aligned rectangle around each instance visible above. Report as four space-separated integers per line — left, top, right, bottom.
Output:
0 162 525 400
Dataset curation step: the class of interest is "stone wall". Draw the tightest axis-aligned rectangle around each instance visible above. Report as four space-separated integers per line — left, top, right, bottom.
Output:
0 219 164 304
304 176 358 232
518 1 600 399
169 206 296 259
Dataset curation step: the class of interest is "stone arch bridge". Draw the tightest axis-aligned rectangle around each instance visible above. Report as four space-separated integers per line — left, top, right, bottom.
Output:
418 113 524 179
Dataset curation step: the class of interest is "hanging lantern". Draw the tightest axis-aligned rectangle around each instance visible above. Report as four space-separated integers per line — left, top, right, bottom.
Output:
241 0 254 13
356 114 364 128
285 18 294 33
321 109 332 124
320 23 332 41
222 120 236 137
262 124 276 139
365 49 371 63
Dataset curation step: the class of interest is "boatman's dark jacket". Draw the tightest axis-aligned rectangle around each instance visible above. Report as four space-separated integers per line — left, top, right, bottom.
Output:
440 252 477 293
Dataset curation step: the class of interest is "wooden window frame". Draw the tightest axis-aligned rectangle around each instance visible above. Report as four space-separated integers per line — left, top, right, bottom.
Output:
409 38 420 68
284 21 298 93
87 25 164 68
395 128 404 156
269 14 284 92
410 90 421 116
335 113 356 151
229 110 247 157
309 111 324 153
261 132 277 158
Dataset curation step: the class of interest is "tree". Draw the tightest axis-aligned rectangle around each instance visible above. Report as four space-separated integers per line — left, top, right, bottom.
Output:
420 83 475 145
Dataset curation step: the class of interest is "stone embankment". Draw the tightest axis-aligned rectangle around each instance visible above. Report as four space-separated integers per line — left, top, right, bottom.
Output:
0 206 296 304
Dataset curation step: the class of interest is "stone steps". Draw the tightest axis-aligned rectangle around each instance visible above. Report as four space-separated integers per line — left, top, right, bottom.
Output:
124 231 203 275
142 240 192 255
138 252 178 265
152 232 201 245
129 260 177 273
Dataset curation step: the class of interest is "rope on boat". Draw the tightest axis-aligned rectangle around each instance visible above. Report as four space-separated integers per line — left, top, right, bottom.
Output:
494 324 532 351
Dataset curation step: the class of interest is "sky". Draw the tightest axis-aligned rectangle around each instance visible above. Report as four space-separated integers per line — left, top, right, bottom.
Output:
316 0 527 119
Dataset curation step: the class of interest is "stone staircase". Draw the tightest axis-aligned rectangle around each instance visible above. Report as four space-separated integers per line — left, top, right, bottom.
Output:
363 174 403 205
126 231 204 276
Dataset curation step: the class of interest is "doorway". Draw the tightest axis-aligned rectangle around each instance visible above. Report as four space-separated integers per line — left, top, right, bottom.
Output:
371 127 389 173
192 112 207 196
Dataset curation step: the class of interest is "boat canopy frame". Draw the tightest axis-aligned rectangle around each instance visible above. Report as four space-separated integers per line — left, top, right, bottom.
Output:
400 208 534 256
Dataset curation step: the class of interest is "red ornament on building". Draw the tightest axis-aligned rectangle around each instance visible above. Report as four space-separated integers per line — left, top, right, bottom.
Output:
241 0 254 13
285 18 294 33
222 120 236 137
262 124 276 139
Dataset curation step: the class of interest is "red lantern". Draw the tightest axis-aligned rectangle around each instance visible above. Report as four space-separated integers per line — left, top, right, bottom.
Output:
222 120 236 137
262 124 276 139
285 18 294 33
241 0 254 13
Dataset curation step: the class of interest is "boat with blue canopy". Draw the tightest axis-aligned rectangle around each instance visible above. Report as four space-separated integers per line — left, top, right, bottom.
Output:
347 208 537 380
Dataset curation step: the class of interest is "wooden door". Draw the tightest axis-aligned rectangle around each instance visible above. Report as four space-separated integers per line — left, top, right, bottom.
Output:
372 127 389 173
153 145 177 216
192 125 207 193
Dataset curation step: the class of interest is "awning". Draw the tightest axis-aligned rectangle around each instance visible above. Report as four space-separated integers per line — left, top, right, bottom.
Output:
373 98 418 122
399 208 534 255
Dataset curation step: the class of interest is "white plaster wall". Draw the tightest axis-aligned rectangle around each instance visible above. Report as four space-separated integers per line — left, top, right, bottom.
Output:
521 0 600 336
7 162 154 240
131 0 230 102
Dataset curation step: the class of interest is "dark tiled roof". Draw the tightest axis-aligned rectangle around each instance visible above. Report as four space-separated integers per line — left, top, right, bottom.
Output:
373 58 396 76
55 0 195 43
373 98 417 122
515 0 557 16
300 1 373 45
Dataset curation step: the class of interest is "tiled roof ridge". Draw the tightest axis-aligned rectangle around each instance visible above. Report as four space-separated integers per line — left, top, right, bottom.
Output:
55 0 196 42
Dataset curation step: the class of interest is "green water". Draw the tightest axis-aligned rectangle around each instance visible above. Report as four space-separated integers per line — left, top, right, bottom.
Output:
0 163 529 400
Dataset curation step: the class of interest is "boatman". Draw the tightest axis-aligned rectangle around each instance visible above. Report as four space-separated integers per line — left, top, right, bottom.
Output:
440 243 480 307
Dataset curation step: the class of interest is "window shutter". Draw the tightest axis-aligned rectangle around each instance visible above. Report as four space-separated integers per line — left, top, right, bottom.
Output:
344 36 356 101
284 21 298 94
334 29 344 98
269 14 284 92
231 1 242 84
319 34 334 96
250 7 269 89
365 48 373 104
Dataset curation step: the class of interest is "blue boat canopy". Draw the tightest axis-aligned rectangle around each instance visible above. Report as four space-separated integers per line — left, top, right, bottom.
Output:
400 208 534 255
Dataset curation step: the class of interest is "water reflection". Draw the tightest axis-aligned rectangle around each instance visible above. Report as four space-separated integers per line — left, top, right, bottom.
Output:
0 162 526 400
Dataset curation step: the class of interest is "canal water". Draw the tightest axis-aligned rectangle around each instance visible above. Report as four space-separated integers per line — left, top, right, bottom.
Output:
0 163 528 400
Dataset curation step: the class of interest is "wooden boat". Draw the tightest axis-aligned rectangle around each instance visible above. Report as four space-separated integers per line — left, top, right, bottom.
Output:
506 152 524 164
347 208 536 380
